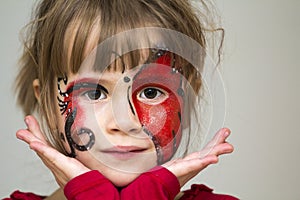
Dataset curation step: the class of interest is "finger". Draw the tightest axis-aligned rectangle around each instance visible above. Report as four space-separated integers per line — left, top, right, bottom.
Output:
30 141 89 179
205 128 231 148
200 128 231 157
199 142 234 158
183 142 234 161
16 131 65 176
30 141 63 164
24 115 47 143
30 141 75 171
164 155 218 177
185 155 219 173
16 129 44 145
29 141 83 187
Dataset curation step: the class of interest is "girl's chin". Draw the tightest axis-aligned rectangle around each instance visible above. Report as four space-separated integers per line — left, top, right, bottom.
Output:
103 169 143 187
76 152 157 186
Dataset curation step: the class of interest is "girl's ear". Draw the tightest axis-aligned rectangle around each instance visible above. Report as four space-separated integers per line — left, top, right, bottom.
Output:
32 79 40 101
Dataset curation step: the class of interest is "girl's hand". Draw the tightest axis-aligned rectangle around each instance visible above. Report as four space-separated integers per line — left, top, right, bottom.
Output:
162 128 234 187
16 115 90 188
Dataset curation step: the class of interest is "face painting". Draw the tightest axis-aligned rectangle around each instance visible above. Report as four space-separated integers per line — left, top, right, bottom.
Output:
132 52 184 164
57 77 100 157
57 50 185 166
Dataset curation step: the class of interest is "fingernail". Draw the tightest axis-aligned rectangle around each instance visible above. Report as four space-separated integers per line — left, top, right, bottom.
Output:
16 131 23 140
224 130 230 137
16 134 22 140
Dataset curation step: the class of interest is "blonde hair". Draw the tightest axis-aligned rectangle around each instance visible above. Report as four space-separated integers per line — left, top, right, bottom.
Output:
16 0 223 154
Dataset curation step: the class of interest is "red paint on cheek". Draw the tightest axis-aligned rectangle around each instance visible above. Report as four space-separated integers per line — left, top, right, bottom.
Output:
72 103 86 129
64 82 88 122
64 85 87 131
132 53 184 163
146 105 167 135
63 83 74 118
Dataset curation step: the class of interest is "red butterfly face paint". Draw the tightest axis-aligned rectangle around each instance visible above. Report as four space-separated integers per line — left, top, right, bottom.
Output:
57 78 105 157
132 52 184 164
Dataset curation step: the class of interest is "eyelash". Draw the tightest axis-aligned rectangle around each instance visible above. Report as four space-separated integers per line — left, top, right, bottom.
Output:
72 83 168 104
82 89 107 102
138 87 167 104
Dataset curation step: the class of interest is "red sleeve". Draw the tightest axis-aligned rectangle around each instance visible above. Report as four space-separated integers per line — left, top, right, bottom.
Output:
3 190 45 200
120 166 180 200
180 184 239 200
64 170 119 200
64 167 180 200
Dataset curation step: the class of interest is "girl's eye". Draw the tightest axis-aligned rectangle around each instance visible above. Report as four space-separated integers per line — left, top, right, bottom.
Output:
83 89 107 101
138 87 168 104
140 88 162 99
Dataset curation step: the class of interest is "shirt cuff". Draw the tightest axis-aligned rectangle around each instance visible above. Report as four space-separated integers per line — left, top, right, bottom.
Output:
148 166 180 198
64 170 110 199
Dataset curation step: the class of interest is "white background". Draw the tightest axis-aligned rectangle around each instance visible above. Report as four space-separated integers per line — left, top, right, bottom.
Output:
1 0 299 199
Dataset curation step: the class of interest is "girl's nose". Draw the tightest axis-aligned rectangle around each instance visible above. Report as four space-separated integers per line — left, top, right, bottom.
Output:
106 81 142 136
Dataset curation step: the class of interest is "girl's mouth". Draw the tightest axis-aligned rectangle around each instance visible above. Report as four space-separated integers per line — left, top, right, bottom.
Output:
101 146 148 160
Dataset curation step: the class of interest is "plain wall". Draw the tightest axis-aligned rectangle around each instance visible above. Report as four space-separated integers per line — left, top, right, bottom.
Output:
1 0 299 199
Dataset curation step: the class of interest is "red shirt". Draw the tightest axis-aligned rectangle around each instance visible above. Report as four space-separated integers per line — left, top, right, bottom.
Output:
5 167 238 200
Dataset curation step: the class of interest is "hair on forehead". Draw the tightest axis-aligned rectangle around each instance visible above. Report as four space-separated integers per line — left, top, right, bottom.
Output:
56 0 207 75
65 1 165 74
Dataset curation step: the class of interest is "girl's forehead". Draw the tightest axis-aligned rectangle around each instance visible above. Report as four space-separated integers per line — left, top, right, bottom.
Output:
70 69 132 82
62 26 204 93
74 45 167 76
65 50 174 87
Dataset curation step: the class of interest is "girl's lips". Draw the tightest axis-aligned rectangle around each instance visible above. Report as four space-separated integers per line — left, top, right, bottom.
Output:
103 145 147 152
101 146 148 160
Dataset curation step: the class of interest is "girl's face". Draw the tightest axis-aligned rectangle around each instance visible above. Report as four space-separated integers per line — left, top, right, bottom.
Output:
55 52 185 186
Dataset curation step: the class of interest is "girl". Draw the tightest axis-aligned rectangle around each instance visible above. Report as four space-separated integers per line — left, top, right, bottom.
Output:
7 0 237 199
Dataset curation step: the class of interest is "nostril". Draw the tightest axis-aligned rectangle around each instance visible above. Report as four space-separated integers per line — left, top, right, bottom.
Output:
128 128 139 133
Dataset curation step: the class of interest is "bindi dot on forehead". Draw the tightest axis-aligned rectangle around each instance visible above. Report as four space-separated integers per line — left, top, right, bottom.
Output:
123 76 131 83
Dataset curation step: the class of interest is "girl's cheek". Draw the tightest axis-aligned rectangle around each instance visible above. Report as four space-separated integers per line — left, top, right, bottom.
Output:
57 78 96 155
131 54 184 163
70 102 86 141
64 96 96 155
132 91 183 163
145 105 167 135
74 99 89 125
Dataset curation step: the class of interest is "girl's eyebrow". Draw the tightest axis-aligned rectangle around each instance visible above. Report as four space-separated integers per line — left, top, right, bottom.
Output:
66 78 109 94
